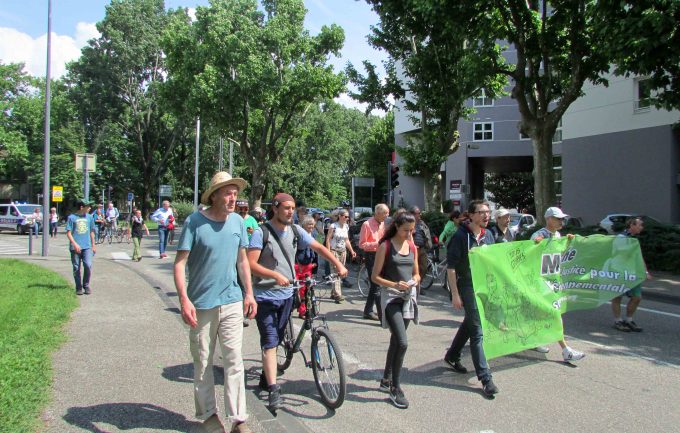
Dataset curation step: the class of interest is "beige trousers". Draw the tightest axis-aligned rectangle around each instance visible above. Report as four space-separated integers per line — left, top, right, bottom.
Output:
330 249 347 298
190 302 247 423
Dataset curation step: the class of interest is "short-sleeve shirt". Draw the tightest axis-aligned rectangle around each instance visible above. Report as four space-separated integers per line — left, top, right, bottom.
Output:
244 215 259 241
177 211 248 309
66 213 94 250
531 228 560 240
249 224 314 301
329 222 349 251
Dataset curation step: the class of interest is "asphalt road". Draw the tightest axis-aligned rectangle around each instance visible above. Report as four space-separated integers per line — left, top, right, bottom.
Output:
4 231 679 433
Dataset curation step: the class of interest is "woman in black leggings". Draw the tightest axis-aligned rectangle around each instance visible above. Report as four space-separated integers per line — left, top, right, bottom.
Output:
371 210 420 409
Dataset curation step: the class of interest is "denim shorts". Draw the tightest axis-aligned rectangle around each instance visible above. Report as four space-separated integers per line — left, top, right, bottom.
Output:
255 296 294 350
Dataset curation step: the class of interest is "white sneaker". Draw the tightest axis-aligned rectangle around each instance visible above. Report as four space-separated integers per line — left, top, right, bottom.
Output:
562 347 585 362
531 346 550 353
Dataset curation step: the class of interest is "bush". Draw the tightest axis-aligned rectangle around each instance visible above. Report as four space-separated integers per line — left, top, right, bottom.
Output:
171 200 195 224
422 211 449 240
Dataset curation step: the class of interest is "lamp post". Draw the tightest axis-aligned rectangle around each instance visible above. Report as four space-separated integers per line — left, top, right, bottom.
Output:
224 137 239 175
41 0 52 256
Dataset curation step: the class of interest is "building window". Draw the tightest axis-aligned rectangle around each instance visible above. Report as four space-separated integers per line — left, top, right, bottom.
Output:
635 78 652 112
473 89 494 107
520 130 530 140
553 118 563 143
473 122 493 141
553 155 562 200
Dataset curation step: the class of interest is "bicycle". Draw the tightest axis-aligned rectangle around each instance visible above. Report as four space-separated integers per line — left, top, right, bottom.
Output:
421 245 451 298
276 274 347 409
356 254 370 297
115 221 131 244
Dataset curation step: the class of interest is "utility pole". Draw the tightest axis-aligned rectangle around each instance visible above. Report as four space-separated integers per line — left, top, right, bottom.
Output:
41 0 52 256
193 117 201 209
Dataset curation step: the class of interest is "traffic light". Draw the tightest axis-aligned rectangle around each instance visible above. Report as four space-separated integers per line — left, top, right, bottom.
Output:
391 165 400 189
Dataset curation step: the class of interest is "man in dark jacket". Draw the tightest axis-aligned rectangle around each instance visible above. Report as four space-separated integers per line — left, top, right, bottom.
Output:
444 199 498 397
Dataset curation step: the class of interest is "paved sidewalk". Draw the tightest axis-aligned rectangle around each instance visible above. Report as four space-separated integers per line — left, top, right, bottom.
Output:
18 236 290 433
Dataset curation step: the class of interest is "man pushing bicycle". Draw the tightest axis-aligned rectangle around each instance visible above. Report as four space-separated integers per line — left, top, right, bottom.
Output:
247 192 347 412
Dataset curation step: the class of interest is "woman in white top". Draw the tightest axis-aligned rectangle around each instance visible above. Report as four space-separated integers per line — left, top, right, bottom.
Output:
49 207 59 238
325 209 356 302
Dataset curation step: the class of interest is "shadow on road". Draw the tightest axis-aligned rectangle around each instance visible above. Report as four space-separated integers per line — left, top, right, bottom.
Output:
63 402 202 433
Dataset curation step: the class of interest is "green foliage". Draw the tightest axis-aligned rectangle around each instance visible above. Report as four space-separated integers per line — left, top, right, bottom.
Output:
162 0 347 205
0 259 77 433
421 210 448 241
637 221 680 272
170 200 194 223
484 172 535 212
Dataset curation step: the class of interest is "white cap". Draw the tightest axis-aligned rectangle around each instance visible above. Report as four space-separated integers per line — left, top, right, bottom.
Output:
544 207 568 219
495 208 510 218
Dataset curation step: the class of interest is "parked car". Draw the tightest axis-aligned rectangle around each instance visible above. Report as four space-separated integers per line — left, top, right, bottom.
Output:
0 203 43 234
599 213 661 234
509 213 537 237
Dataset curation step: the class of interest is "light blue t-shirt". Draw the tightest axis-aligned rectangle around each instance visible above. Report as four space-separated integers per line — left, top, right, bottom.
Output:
531 228 561 240
249 224 314 301
178 211 248 309
66 213 94 250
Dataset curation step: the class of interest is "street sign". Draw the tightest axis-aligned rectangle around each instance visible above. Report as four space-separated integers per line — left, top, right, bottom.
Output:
127 192 134 202
353 177 375 187
75 153 96 172
159 184 172 197
52 186 63 202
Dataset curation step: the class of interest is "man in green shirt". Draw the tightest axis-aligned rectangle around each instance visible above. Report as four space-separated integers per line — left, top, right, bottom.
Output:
236 200 259 241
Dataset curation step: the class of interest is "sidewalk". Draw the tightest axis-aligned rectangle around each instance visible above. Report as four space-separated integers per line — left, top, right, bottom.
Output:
18 235 295 433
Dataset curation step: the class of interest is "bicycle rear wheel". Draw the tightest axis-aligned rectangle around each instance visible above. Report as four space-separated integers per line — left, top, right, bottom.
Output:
276 318 295 372
357 264 370 297
420 260 435 289
311 327 346 409
116 228 124 243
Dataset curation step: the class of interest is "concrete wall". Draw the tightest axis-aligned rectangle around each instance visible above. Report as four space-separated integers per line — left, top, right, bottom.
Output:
562 125 680 225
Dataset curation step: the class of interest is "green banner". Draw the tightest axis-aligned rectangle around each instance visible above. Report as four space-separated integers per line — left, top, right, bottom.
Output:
469 235 646 360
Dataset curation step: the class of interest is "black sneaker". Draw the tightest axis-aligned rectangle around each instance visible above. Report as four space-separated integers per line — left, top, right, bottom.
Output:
614 320 631 332
84 288 91 295
444 357 468 374
379 378 391 393
482 379 499 396
625 320 643 332
389 386 409 409
76 289 84 296
268 385 282 410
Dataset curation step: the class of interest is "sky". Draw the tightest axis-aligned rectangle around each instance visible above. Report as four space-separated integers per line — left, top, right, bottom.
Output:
0 0 388 112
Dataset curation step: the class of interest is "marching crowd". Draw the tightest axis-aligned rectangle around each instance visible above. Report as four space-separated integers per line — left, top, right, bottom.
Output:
61 170 649 433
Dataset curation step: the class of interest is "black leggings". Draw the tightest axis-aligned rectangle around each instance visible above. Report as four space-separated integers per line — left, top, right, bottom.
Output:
383 300 410 388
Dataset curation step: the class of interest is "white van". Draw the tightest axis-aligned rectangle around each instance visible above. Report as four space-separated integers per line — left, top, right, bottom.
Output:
0 203 42 234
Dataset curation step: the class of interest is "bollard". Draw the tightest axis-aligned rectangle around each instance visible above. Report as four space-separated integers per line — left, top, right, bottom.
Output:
28 225 33 255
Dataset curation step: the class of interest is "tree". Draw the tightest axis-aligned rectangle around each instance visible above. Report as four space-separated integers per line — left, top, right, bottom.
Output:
0 63 31 184
595 0 680 112
67 0 186 214
484 172 534 213
348 0 506 211
162 0 346 206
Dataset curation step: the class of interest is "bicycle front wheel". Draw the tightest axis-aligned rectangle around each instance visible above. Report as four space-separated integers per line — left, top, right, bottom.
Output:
357 264 370 297
311 328 346 409
276 318 295 372
420 260 435 289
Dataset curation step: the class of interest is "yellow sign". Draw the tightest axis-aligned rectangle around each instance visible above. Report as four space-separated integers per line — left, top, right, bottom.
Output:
52 186 63 202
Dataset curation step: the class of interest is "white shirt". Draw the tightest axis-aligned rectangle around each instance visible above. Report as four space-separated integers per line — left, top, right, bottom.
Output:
329 222 349 251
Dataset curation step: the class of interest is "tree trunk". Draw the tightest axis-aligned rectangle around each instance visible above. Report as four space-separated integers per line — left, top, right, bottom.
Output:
422 170 441 212
249 160 267 208
532 130 556 225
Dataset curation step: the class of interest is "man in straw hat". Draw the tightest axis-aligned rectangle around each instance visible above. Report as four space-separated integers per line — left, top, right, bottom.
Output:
247 192 348 411
173 171 257 433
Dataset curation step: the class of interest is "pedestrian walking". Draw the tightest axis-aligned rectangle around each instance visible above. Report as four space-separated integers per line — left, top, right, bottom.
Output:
325 208 356 303
409 206 432 293
247 193 347 412
359 203 390 321
611 216 651 332
131 209 150 262
531 206 586 361
31 207 42 238
66 199 96 295
151 200 173 259
489 208 515 243
173 171 257 433
49 207 59 238
371 210 420 409
444 199 499 396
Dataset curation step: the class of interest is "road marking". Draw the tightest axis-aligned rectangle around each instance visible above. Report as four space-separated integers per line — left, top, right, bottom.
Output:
0 239 27 255
110 252 132 260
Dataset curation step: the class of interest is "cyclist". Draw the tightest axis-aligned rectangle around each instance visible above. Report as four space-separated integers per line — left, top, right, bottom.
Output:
93 204 105 242
371 209 420 409
105 202 119 237
247 192 347 411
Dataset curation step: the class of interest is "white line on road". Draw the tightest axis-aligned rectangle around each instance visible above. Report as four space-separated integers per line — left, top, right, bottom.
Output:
110 252 132 260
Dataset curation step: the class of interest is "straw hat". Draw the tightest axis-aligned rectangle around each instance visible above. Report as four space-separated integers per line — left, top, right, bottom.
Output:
200 171 248 206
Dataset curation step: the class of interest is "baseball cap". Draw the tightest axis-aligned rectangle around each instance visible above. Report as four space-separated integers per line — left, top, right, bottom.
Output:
253 206 264 214
272 193 295 207
235 199 249 207
544 207 568 219
495 208 510 218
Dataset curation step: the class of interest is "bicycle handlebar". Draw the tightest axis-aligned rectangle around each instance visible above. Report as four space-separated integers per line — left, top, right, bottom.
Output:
286 273 340 290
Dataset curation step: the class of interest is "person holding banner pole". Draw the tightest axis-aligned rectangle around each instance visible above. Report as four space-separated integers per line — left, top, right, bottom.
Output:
531 207 586 362
444 199 498 397
611 217 650 332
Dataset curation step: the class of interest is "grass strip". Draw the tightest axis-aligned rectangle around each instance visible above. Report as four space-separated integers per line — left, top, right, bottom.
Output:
0 259 78 433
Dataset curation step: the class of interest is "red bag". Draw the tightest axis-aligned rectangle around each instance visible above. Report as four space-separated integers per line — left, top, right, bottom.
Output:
167 214 175 230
